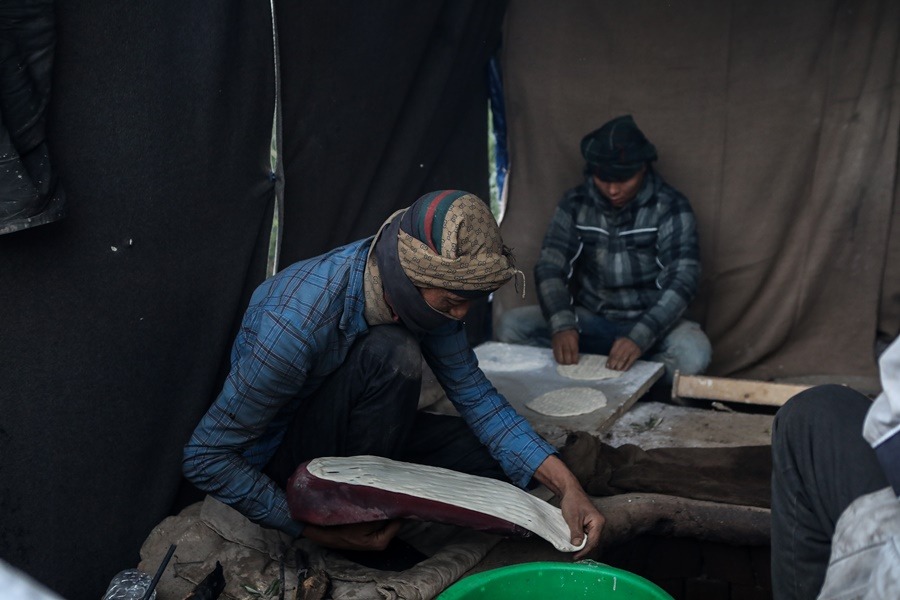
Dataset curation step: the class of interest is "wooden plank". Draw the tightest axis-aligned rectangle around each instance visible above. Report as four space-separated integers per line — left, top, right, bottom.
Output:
672 371 812 407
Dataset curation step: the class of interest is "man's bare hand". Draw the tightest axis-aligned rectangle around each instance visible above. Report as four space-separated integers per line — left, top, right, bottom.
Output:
558 485 605 560
534 455 604 560
551 330 580 365
606 337 641 371
303 519 402 551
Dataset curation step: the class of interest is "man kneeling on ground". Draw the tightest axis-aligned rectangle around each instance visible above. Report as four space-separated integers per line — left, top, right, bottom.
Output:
183 190 604 558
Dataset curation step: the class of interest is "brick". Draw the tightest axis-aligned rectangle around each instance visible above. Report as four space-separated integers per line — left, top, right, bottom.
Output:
749 546 772 590
653 578 685 599
731 584 773 600
685 577 730 600
602 536 654 574
646 537 704 580
702 543 754 585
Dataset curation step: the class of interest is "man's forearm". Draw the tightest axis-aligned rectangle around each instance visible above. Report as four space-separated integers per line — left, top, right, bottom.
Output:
533 454 582 498
628 287 692 351
532 453 605 559
535 276 576 334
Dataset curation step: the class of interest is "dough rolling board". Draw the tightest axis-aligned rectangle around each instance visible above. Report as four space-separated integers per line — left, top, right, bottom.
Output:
472 342 664 444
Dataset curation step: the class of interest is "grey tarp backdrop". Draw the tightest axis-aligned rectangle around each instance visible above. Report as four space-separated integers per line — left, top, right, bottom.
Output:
0 1 505 599
494 0 900 380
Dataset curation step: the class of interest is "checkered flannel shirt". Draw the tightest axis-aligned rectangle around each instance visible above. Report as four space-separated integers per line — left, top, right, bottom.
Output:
535 170 701 351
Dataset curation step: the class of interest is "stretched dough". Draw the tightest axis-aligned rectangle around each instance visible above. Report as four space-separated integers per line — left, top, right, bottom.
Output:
290 455 587 552
526 387 608 417
557 354 623 380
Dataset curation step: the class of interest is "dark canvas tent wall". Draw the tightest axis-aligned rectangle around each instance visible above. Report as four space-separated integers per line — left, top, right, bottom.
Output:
0 2 506 598
494 0 900 381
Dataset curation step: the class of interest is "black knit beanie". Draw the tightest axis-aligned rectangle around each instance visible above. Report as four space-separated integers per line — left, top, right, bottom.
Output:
580 114 657 182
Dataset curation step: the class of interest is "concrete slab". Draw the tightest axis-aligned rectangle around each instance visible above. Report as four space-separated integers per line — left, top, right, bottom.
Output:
600 401 775 450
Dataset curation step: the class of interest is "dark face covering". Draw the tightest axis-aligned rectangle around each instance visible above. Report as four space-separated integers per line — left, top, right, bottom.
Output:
373 213 455 336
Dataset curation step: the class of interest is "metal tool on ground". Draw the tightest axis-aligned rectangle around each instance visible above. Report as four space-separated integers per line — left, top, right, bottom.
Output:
142 544 176 600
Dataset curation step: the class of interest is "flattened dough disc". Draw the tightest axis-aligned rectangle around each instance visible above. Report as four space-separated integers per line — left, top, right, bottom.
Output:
557 354 623 380
526 387 608 417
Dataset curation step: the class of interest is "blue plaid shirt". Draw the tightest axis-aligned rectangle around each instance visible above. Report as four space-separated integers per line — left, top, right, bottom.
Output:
183 238 555 537
535 170 700 351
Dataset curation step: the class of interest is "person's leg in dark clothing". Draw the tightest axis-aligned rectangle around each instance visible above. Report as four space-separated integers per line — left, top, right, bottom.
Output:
771 384 888 599
494 304 551 346
265 325 424 486
401 412 507 481
572 307 629 356
263 325 507 570
265 325 506 487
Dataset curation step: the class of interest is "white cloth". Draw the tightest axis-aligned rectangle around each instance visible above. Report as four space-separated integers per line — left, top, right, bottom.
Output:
0 559 63 600
864 339 900 448
818 487 900 600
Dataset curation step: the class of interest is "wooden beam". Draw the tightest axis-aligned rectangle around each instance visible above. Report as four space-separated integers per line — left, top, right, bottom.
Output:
672 371 812 407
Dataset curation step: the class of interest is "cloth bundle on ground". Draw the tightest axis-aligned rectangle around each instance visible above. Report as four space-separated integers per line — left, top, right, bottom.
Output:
559 431 771 509
139 495 502 600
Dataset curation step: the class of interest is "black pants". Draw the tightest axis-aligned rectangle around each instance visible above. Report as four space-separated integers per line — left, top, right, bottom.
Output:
770 384 887 599
264 325 506 487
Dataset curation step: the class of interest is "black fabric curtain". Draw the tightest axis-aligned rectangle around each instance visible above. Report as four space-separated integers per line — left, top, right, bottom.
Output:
276 1 504 260
0 2 506 599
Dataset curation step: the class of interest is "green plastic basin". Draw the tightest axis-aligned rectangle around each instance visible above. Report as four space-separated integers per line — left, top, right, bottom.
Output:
437 561 674 599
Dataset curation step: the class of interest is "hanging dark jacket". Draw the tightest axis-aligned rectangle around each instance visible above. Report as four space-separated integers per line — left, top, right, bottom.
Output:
0 0 65 235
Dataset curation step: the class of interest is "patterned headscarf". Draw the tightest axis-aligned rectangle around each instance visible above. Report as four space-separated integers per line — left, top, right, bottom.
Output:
370 190 520 334
581 114 657 182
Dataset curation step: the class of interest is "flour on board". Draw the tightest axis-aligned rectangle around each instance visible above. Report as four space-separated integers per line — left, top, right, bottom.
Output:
474 343 551 372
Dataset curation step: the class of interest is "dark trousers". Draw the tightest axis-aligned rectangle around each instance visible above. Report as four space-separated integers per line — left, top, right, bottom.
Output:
264 325 506 488
770 384 887 599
